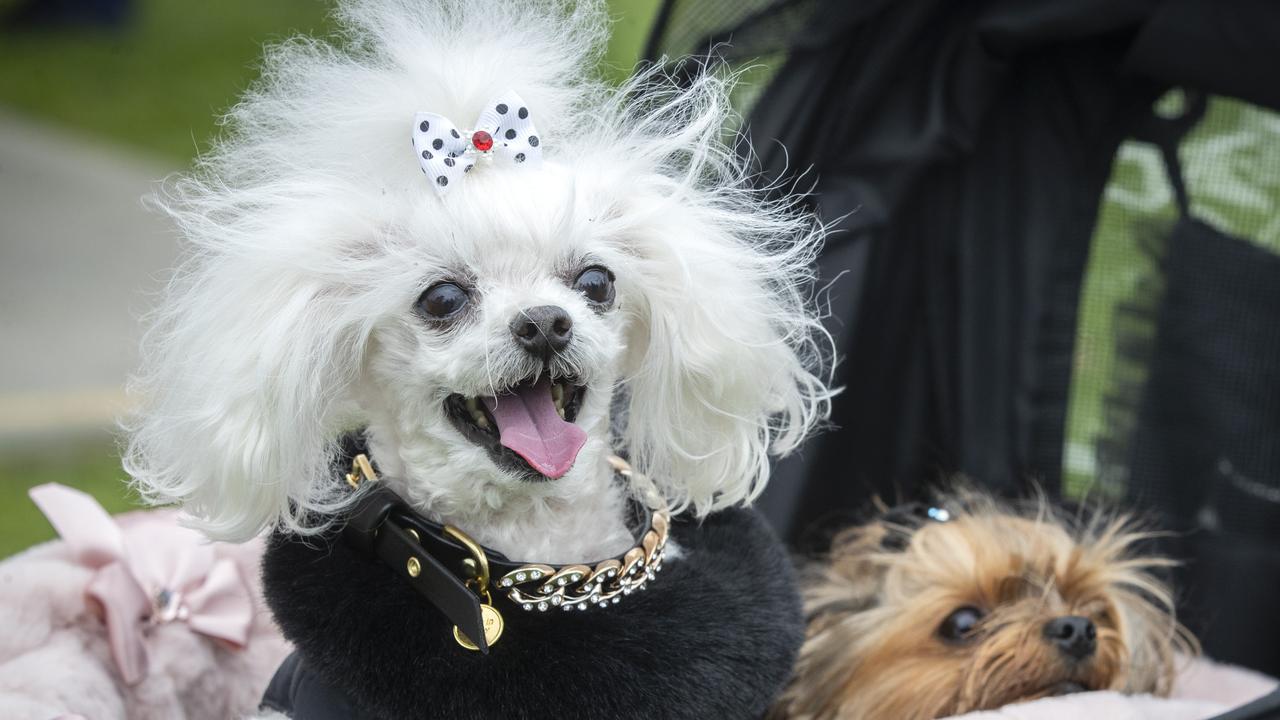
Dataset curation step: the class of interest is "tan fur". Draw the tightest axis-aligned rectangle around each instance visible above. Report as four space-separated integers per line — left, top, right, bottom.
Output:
775 491 1198 720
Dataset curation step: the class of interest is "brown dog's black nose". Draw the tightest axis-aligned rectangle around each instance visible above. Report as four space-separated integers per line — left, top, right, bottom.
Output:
511 305 573 359
1043 616 1097 661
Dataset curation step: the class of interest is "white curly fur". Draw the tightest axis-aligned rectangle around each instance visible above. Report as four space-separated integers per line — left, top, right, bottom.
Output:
123 0 833 561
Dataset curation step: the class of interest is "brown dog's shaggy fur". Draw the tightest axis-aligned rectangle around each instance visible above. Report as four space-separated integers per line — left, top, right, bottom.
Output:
775 492 1197 719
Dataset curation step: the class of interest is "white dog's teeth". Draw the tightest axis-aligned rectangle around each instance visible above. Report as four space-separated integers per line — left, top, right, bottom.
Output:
551 382 564 407
557 405 565 420
462 397 490 429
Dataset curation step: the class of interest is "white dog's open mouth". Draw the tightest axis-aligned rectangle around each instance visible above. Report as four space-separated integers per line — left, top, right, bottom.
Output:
445 374 588 480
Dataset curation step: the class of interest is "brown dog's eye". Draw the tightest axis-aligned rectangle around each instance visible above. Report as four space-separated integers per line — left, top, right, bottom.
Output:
573 266 615 306
417 282 469 319
938 606 984 643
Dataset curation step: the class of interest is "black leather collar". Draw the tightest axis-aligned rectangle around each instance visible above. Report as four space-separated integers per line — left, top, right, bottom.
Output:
338 448 667 653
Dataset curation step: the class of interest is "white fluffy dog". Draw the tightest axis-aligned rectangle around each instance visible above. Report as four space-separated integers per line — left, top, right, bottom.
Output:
124 0 831 564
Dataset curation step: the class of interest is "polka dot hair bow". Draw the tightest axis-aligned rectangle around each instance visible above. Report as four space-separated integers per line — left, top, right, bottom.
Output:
413 90 543 195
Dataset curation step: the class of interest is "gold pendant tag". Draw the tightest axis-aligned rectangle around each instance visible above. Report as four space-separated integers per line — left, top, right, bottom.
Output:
454 603 504 651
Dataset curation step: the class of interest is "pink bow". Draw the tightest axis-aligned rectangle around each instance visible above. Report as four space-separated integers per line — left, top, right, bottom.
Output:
29 483 255 685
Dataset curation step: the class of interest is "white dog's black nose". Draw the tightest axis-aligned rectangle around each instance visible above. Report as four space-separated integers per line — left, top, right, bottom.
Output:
1043 616 1097 661
511 305 573 359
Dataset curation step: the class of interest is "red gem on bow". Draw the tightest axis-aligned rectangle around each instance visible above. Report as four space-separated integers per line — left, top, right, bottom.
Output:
471 130 494 152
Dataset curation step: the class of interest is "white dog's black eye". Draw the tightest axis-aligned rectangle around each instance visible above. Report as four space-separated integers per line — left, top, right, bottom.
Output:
573 266 615 306
938 606 984 643
417 282 469 319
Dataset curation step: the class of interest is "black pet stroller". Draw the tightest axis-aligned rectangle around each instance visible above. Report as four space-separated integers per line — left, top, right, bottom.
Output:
643 1 1280 717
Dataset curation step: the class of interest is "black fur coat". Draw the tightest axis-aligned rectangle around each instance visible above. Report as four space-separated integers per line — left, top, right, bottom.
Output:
260 504 803 719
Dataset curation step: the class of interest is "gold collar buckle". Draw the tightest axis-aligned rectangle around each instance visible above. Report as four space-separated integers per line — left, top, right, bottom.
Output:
345 454 378 488
444 524 505 651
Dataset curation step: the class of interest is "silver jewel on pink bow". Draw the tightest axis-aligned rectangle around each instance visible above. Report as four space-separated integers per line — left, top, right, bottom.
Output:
29 483 255 686
413 90 543 196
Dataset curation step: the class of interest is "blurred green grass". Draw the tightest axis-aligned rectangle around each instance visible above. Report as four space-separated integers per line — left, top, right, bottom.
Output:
0 0 658 164
0 0 335 162
0 438 137 557
0 0 658 559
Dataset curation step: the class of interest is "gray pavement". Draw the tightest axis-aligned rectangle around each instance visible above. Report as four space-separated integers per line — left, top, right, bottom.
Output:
0 109 179 437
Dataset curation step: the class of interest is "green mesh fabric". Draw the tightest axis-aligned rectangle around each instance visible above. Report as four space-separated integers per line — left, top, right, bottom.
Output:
1064 92 1280 500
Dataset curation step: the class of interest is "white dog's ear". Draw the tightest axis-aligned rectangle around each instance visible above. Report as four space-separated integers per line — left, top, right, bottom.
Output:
617 205 830 516
605 73 833 516
123 234 368 542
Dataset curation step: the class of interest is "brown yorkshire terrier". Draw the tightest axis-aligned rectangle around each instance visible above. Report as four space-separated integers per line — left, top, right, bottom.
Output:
775 492 1198 719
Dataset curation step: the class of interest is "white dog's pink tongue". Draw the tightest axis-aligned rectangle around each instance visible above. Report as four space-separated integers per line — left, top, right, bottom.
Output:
481 378 586 479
